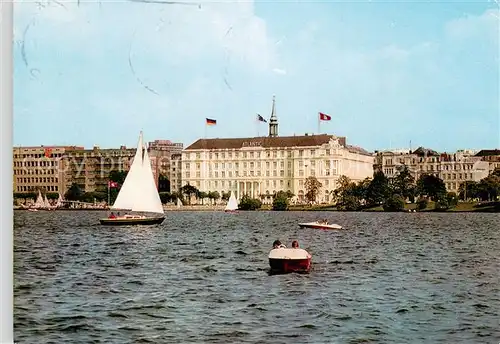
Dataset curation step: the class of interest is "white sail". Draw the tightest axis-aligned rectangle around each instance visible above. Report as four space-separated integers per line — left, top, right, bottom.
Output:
177 198 182 208
34 191 44 208
43 195 51 208
55 194 63 207
111 131 164 215
225 191 238 211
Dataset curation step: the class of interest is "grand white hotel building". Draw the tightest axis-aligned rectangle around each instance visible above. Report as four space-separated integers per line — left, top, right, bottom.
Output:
180 99 374 204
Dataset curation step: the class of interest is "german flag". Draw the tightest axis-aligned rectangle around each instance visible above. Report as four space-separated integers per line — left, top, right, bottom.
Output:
206 118 217 125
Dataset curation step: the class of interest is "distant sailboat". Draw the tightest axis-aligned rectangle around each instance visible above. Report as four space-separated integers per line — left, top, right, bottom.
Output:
55 193 64 208
99 131 165 226
224 191 238 212
34 191 44 209
43 195 51 209
176 198 182 208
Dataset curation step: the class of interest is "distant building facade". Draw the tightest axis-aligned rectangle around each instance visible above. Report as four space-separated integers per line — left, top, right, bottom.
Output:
13 145 83 194
169 153 182 193
375 147 490 192
474 149 500 173
148 140 183 191
181 97 374 203
60 146 136 194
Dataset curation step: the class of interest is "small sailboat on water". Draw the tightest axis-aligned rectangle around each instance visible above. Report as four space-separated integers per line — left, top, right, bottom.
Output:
224 191 239 212
176 197 182 209
99 131 165 226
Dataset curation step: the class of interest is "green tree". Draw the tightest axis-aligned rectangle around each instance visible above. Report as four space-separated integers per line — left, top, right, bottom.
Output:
417 198 428 211
458 181 479 201
65 183 83 201
304 176 322 203
198 191 209 205
181 183 199 205
366 171 390 206
272 191 292 211
416 174 447 201
238 195 262 210
109 170 127 184
382 194 405 212
392 165 415 201
159 192 172 204
221 191 231 201
208 191 220 205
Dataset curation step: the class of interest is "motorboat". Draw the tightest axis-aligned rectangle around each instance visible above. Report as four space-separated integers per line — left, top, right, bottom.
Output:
298 221 343 230
268 248 312 274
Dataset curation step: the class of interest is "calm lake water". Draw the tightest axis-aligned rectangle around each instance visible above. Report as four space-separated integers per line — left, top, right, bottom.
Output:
14 210 500 344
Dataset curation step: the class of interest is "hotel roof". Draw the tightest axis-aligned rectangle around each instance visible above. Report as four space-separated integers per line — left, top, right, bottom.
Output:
185 134 372 156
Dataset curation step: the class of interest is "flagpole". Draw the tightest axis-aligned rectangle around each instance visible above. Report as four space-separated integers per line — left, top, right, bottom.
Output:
317 113 320 134
204 123 207 139
107 182 110 208
256 114 259 137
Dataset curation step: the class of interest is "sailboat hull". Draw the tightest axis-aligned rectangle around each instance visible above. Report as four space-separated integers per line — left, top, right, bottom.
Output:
99 216 165 226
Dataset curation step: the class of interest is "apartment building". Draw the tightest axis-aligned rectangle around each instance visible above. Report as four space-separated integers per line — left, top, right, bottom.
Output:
148 140 183 191
475 149 500 173
169 153 183 193
376 147 490 192
13 145 83 194
182 103 373 203
60 146 136 194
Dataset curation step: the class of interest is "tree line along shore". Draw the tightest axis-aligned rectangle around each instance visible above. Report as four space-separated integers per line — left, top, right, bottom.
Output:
13 167 500 213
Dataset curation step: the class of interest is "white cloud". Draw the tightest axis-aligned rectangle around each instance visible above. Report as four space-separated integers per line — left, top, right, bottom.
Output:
272 68 286 75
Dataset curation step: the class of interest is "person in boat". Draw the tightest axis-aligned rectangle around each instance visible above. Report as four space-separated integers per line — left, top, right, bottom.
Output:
318 218 328 224
291 240 299 248
273 240 286 249
108 212 117 219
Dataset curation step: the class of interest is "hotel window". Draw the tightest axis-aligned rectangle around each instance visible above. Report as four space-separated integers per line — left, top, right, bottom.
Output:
299 180 304 187
288 170 292 177
326 149 330 155
266 162 270 169
250 152 254 158
288 161 292 169
298 161 303 168
311 160 316 167
280 170 284 177
243 152 247 158
280 180 284 187
299 170 304 176
310 150 315 156
250 162 254 169
273 162 277 169
196 172 200 178
215 171 219 178
196 163 200 170
266 171 270 177
299 150 303 157
287 151 292 157
273 171 277 177
222 171 225 178
243 162 247 168
273 151 277 158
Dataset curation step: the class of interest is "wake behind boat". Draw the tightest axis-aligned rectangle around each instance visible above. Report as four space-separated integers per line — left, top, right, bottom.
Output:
99 131 165 226
298 220 343 230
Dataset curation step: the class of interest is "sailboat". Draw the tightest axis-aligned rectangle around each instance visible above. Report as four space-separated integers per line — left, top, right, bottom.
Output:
99 131 165 226
224 191 239 212
176 197 182 209
55 193 64 208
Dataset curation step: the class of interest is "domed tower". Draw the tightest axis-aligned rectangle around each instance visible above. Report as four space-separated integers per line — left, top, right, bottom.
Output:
268 95 278 137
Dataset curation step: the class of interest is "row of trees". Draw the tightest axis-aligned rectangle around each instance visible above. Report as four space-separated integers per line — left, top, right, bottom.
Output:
332 166 500 211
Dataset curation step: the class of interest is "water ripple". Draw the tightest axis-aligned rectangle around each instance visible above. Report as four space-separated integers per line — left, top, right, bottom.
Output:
14 210 500 343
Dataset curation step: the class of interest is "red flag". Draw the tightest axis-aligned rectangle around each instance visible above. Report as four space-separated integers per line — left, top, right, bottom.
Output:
319 112 331 121
44 148 53 158
108 181 119 188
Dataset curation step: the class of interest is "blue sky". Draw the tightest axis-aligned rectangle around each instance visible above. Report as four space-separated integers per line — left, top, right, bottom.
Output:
13 0 499 152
